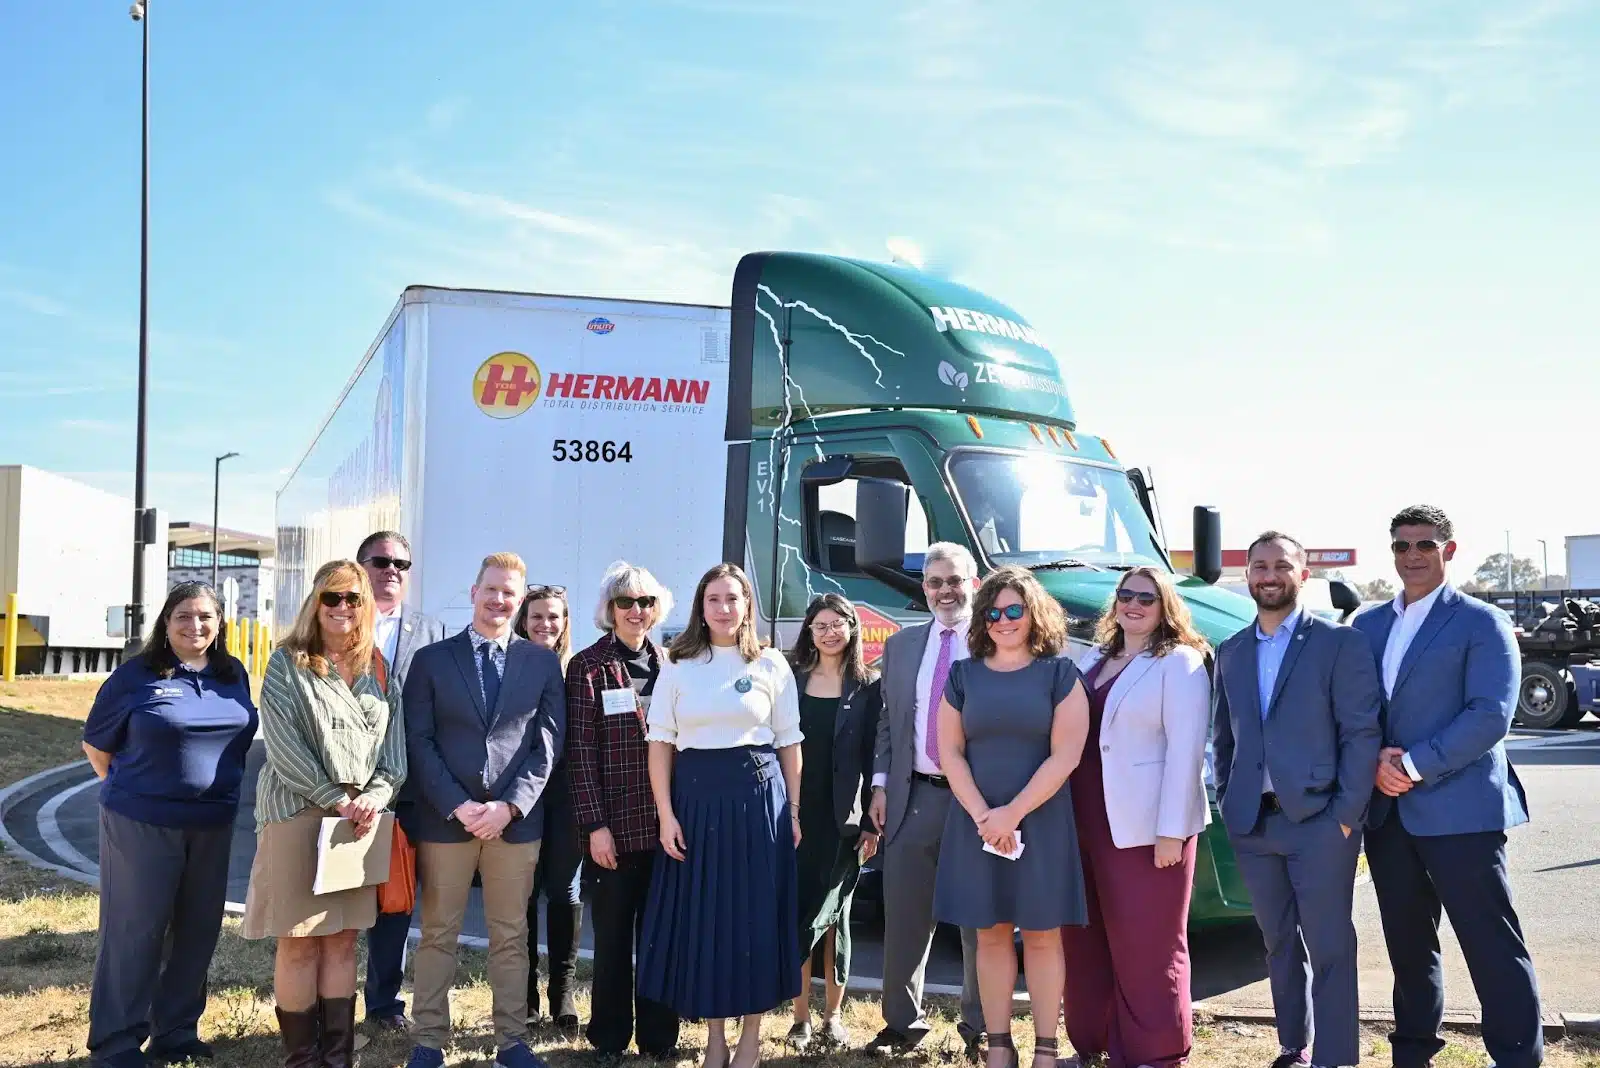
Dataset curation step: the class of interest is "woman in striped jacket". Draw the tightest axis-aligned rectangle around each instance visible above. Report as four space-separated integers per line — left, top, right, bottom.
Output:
241 559 407 1068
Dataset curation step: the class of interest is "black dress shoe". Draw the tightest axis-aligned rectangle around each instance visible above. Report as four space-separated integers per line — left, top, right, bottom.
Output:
867 1026 927 1054
150 1039 214 1062
370 1012 412 1034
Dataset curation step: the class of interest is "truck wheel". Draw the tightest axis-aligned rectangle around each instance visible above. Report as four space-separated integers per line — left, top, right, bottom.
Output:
1516 662 1571 729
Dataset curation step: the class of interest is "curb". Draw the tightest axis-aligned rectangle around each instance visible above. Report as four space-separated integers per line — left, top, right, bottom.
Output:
1191 1004 1576 1043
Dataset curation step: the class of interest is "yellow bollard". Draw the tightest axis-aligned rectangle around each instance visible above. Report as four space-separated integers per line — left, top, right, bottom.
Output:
257 620 270 676
240 618 252 671
3 592 17 682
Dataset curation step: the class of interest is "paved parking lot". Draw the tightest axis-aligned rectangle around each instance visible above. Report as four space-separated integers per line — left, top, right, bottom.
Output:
7 724 1596 1014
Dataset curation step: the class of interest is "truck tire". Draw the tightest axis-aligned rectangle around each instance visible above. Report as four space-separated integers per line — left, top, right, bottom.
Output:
1516 662 1572 729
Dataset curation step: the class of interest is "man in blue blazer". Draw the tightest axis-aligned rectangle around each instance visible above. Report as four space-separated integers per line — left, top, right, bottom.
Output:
1213 532 1382 1068
402 552 566 1068
1352 505 1541 1068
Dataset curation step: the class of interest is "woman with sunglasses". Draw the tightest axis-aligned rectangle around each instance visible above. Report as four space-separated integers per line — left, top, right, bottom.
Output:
784 594 883 1051
563 562 682 1058
242 560 407 1068
933 567 1089 1068
512 583 585 1034
1059 567 1212 1068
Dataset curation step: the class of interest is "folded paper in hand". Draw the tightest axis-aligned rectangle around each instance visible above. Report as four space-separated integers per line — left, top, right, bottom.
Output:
313 812 395 896
982 829 1025 861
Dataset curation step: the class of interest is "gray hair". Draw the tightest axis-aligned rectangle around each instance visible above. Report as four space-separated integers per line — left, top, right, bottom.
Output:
592 560 674 633
922 541 978 579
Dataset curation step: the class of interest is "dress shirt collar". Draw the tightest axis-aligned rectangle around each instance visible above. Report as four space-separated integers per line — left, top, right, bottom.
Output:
1255 606 1304 643
1392 582 1447 618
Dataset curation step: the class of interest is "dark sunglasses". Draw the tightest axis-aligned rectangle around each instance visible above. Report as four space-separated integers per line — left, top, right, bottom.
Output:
319 591 363 608
1115 589 1159 607
528 584 567 598
361 555 412 572
924 575 970 590
613 595 658 610
985 604 1026 622
1391 540 1443 554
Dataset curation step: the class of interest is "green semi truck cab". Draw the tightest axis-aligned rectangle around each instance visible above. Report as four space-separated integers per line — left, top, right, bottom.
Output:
722 251 1256 926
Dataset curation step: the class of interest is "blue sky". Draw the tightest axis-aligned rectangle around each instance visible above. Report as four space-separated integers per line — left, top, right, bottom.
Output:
2 0 1595 583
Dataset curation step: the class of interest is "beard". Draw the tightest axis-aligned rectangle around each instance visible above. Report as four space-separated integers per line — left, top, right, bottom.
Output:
1250 583 1296 611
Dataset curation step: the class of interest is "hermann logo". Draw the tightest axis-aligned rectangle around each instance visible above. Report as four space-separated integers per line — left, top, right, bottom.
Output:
473 352 542 419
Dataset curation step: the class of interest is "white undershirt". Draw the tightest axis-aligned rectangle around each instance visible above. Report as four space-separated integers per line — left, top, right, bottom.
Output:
1383 584 1446 782
374 606 403 667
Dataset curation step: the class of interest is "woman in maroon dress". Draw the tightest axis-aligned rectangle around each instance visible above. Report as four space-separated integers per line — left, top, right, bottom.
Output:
1061 567 1212 1068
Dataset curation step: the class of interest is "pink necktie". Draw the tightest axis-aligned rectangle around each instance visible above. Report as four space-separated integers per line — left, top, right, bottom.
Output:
925 628 955 768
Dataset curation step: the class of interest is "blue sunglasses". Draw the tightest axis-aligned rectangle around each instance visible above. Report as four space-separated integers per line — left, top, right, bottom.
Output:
984 604 1026 623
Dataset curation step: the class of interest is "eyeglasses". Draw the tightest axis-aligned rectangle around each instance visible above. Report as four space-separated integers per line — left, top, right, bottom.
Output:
319 591 363 608
1115 589 1158 607
985 604 1026 623
613 595 657 610
528 584 567 598
360 555 412 573
1391 540 1443 554
923 575 970 590
809 619 851 634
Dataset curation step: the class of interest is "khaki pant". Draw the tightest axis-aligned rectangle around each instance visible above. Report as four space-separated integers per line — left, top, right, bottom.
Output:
412 837 541 1051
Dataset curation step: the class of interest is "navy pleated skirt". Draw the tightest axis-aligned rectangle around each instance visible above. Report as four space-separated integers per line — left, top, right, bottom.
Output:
637 744 801 1020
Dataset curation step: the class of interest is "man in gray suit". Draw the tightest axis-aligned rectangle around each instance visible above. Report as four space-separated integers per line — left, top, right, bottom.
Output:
1212 532 1381 1068
358 530 448 1033
402 552 566 1068
866 541 983 1058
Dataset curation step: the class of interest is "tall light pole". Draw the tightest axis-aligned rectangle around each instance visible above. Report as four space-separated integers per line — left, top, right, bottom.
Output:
211 452 239 590
1538 538 1549 591
128 0 154 646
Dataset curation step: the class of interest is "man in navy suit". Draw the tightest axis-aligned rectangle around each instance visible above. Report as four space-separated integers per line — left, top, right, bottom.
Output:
402 552 566 1068
358 530 448 1034
1213 532 1382 1068
1352 505 1541 1068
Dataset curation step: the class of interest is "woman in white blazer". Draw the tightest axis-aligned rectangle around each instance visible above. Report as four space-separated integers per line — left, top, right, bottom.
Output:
1059 566 1212 1068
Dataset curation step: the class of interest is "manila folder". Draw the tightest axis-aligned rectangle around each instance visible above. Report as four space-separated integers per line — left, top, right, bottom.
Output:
312 812 394 896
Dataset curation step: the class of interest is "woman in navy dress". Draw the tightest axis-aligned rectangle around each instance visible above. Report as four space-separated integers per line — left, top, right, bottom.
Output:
934 567 1091 1068
638 563 803 1068
81 581 259 1067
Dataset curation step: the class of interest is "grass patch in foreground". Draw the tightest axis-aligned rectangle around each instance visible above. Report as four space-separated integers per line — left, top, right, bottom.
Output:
0 853 1595 1068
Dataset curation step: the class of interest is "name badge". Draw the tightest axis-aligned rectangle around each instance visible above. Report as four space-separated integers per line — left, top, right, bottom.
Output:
602 688 638 717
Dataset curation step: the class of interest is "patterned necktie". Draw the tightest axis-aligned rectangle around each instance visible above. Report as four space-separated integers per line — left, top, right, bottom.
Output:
481 642 502 714
925 628 955 768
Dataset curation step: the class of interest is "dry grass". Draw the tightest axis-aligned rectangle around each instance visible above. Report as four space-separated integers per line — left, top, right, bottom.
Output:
0 682 1595 1066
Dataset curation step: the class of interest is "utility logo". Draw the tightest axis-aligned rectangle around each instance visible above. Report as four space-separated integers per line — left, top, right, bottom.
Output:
473 352 543 419
937 360 969 391
587 317 615 335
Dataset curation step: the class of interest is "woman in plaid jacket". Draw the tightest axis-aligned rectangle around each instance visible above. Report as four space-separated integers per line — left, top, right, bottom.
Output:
564 561 681 1059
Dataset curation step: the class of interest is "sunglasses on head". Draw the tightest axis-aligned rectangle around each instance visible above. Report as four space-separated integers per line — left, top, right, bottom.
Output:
1115 589 1158 607
526 585 568 602
923 575 970 590
319 591 363 608
985 604 1026 623
361 555 411 572
613 595 657 610
1391 540 1443 554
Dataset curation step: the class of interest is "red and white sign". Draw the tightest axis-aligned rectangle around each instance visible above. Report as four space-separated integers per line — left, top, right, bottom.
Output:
855 604 903 667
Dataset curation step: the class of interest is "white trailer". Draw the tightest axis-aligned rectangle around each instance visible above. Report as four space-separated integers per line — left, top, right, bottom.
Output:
275 287 732 650
1566 534 1600 589
0 465 167 675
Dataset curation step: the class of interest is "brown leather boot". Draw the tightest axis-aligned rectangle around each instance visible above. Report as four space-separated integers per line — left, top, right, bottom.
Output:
274 1005 321 1068
317 996 356 1068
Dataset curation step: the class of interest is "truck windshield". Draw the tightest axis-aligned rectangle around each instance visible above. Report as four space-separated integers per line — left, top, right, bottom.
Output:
946 450 1169 570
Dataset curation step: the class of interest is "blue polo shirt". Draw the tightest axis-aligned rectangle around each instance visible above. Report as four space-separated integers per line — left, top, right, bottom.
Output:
82 656 259 828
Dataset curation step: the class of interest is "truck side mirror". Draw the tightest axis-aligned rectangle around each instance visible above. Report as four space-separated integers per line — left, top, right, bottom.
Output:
855 478 910 571
855 478 927 607
1193 506 1222 585
1328 579 1362 621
